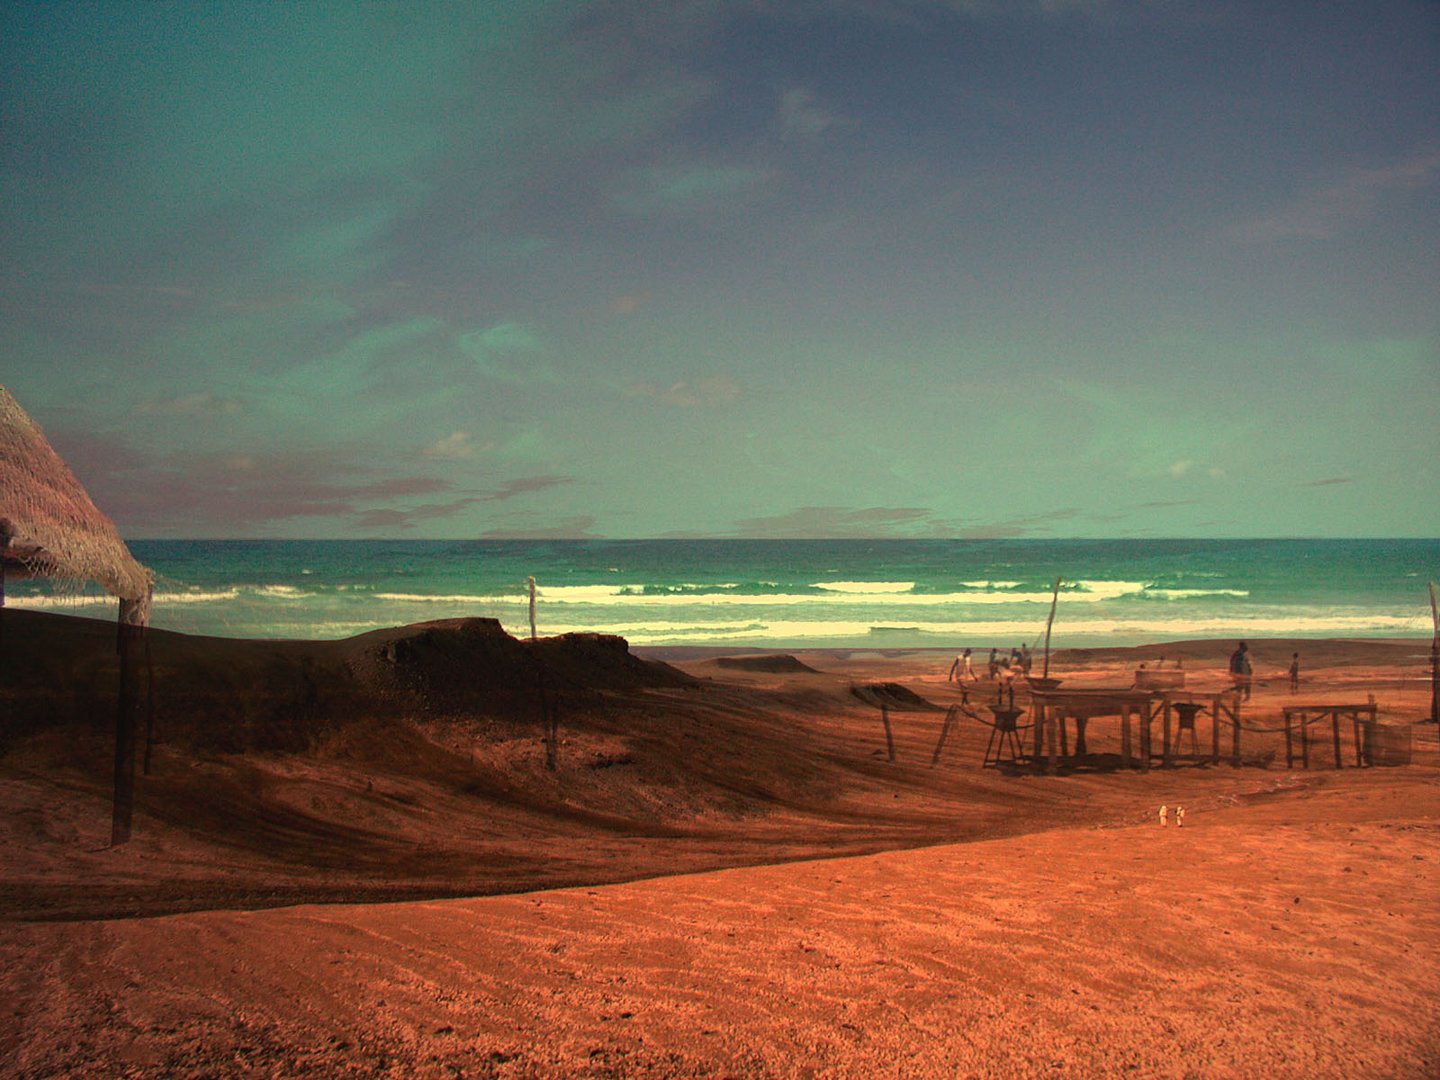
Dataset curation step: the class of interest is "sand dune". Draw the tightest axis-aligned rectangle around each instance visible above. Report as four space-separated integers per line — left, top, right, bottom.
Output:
2 612 1437 1075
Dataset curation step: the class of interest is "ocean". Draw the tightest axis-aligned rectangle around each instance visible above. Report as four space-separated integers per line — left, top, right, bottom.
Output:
8 539 1438 649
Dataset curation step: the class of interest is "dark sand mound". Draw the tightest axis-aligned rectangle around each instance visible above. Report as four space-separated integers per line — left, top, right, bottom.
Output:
850 681 940 711
1 610 689 753
712 653 818 673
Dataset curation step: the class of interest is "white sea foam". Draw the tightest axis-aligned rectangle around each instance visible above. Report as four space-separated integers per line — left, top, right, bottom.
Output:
375 592 510 603
367 582 1181 609
1142 588 1250 599
812 581 915 594
254 585 313 598
154 589 244 604
960 580 1022 589
523 612 1424 646
8 594 113 610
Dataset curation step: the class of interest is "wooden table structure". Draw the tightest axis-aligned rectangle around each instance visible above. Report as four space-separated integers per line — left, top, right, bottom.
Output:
1027 688 1245 774
1281 702 1379 769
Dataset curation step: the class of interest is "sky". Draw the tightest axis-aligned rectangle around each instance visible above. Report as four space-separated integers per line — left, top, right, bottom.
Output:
2 0 1437 540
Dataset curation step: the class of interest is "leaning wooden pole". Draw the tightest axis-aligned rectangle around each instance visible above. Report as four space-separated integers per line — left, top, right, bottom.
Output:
880 705 895 762
528 576 538 641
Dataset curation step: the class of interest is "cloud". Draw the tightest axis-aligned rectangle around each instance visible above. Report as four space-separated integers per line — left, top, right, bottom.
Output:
777 87 846 140
352 497 485 531
133 392 244 418
951 508 1082 540
455 322 554 383
1229 149 1440 243
1304 476 1352 487
612 292 650 315
611 164 772 215
1167 459 1193 477
626 375 743 407
477 515 600 540
46 427 454 535
484 475 574 502
730 505 938 538
421 431 490 460
349 475 573 531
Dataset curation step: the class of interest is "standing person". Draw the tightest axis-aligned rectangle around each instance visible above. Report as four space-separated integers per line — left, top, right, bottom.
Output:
1020 642 1033 675
987 648 999 679
1288 652 1300 693
948 648 976 683
1176 805 1186 828
1229 641 1253 701
1158 804 1169 827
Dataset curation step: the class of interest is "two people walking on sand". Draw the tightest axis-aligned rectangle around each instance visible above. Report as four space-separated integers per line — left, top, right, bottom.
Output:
1158 804 1186 827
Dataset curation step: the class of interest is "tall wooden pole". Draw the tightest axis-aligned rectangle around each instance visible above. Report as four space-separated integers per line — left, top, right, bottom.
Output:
527 576 538 641
1428 582 1438 725
1041 577 1061 679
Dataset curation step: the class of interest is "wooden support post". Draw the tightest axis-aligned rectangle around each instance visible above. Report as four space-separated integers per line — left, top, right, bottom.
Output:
881 705 895 762
1211 695 1221 764
1162 700 1173 768
1230 699 1241 767
1074 716 1088 758
1139 703 1152 772
1058 711 1068 758
1033 701 1045 761
111 593 150 847
1300 710 1310 768
1331 710 1343 769
1284 710 1294 769
1047 709 1059 775
1121 706 1132 768
141 634 156 776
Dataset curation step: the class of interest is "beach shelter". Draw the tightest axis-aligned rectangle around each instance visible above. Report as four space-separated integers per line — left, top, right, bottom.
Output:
0 385 154 844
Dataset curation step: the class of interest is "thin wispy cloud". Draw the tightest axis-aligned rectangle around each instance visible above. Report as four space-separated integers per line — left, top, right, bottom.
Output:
484 475 574 502
731 505 941 538
1229 149 1440 243
134 393 243 418
778 87 847 140
421 431 490 460
626 375 743 407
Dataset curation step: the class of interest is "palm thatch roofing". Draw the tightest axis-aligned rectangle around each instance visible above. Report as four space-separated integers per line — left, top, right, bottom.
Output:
0 385 152 602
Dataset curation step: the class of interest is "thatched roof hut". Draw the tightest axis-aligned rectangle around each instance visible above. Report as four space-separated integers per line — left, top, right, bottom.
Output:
0 385 152 606
1 384 153 845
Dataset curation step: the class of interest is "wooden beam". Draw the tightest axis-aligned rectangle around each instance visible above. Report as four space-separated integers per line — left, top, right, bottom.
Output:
1162 700 1173 768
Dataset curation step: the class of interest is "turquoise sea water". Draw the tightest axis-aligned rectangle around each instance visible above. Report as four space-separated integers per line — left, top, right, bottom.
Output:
10 539 1438 648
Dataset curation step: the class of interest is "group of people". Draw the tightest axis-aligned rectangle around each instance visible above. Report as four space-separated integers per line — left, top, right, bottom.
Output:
1158 804 1187 827
951 639 1303 696
948 644 1033 684
1229 641 1303 699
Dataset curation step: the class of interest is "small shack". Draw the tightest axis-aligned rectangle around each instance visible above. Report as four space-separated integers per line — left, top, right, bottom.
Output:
0 385 153 844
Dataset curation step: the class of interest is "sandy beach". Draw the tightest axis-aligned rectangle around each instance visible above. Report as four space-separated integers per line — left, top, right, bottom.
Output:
2 611 1437 1077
